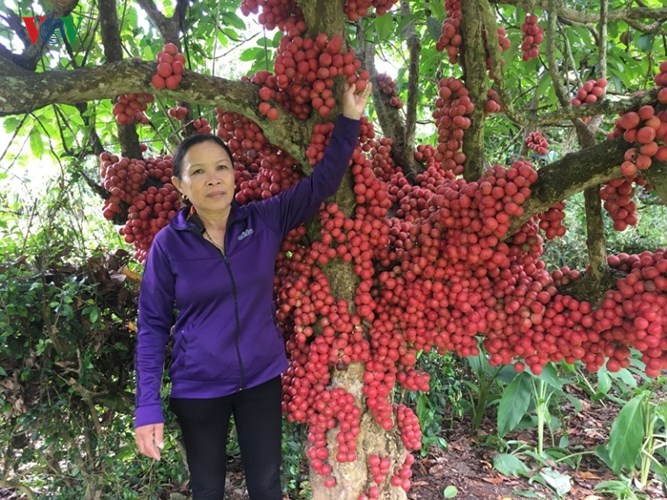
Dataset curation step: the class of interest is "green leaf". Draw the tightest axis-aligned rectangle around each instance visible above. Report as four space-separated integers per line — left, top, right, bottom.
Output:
89 307 99 323
443 485 458 498
2 117 18 133
239 47 264 62
416 392 429 420
221 11 246 31
597 368 612 395
29 128 44 157
607 394 646 473
426 16 442 42
493 453 530 477
497 371 532 437
534 468 571 496
537 363 563 389
637 33 655 52
375 14 394 41
610 367 636 388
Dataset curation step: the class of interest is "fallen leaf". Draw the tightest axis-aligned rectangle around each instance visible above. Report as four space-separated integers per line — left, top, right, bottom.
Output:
578 471 602 480
482 476 504 484
428 464 448 476
121 266 141 281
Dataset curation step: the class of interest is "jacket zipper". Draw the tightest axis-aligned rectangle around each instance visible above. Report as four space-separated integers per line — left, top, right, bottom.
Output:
208 240 246 392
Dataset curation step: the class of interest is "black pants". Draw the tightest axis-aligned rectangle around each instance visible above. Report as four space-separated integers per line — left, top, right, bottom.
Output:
169 377 283 500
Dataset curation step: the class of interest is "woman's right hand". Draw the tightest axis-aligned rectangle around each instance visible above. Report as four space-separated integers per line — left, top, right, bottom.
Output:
135 423 164 460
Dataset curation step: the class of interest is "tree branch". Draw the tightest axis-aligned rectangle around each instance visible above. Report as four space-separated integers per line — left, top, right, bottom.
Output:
545 7 570 108
136 0 182 44
359 22 418 179
98 0 142 159
478 1 528 127
0 60 311 164
507 136 633 233
400 0 419 152
494 1 667 28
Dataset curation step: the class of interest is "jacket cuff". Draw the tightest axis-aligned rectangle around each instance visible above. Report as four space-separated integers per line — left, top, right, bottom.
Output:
134 404 164 428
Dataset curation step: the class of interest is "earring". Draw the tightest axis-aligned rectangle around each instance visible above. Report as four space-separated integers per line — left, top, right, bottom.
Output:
181 193 188 202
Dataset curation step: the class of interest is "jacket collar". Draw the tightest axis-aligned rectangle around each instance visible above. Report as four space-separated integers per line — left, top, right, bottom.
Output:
170 200 247 233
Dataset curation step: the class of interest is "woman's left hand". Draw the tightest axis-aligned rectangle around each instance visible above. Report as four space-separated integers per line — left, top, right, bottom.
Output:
342 82 373 120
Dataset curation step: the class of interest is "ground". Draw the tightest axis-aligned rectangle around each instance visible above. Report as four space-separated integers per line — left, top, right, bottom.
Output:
217 387 667 499
1 388 665 499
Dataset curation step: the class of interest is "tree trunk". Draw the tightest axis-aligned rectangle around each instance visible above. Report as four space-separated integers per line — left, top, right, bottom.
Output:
309 364 408 499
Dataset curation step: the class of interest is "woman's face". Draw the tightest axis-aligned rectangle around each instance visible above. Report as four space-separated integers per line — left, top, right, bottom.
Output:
172 141 235 215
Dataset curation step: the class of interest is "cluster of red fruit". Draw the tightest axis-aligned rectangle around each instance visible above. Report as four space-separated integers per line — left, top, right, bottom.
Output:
352 139 393 218
599 178 639 231
433 77 473 175
100 153 147 218
435 0 462 63
123 182 180 261
525 130 549 155
167 105 188 120
253 33 369 121
376 73 402 108
571 78 607 106
610 105 667 178
361 454 391 499
305 386 361 485
389 454 415 492
215 109 303 203
192 117 212 134
654 60 667 99
99 152 180 261
495 27 511 53
395 404 421 451
112 93 154 125
520 14 543 61
606 251 667 377
240 0 305 36
484 88 502 114
344 0 398 21
150 43 185 90
537 201 566 240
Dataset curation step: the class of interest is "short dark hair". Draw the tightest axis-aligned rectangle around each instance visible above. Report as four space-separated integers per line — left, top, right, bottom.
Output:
171 134 234 180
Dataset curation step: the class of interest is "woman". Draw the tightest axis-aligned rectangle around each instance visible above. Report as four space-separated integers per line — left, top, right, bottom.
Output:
134 82 371 499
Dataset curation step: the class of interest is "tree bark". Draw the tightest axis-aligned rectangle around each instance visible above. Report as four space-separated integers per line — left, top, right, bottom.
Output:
461 0 487 181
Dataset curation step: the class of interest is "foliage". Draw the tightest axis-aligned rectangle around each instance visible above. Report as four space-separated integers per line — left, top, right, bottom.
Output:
598 389 667 485
0 175 177 497
1 0 667 497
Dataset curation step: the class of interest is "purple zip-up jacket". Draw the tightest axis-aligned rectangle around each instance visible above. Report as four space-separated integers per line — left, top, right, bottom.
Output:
135 115 360 427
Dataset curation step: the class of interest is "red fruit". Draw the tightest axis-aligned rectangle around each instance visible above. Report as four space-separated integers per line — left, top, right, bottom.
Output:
619 112 640 130
658 87 667 104
163 42 178 55
636 126 657 144
620 161 637 177
157 52 173 65
259 87 274 100
165 75 181 89
639 141 658 156
655 145 667 160
638 105 655 120
151 74 166 89
267 108 279 120
172 61 185 75
635 154 652 170
157 62 173 78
